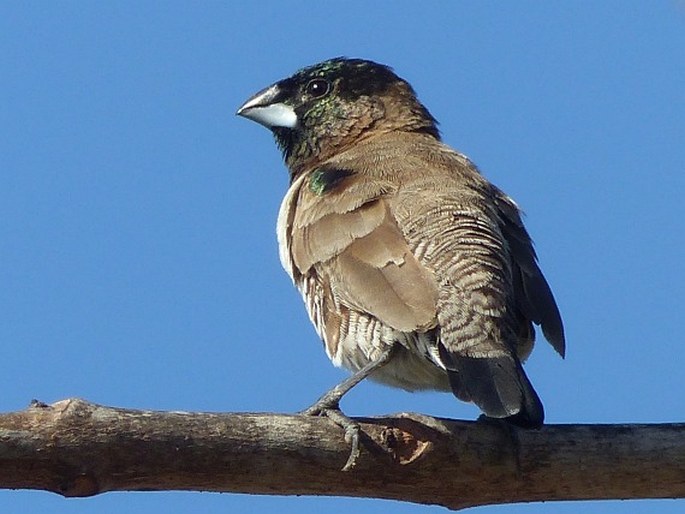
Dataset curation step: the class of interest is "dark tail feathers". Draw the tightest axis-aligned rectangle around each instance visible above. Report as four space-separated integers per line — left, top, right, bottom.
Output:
445 354 544 429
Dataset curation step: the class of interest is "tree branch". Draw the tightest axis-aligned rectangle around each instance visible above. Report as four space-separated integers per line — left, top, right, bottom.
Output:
0 399 683 510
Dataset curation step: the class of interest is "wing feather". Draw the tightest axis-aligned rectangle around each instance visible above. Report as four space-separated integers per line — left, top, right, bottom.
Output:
494 191 566 357
332 204 439 331
289 170 439 334
291 200 385 273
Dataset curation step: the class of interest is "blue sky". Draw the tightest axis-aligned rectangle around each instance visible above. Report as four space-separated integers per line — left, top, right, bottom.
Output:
2 2 684 513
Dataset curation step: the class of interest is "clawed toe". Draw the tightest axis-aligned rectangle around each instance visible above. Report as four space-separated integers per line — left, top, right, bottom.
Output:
299 403 361 471
296 348 398 470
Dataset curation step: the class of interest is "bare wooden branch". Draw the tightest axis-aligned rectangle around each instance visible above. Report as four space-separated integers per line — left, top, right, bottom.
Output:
0 398 683 510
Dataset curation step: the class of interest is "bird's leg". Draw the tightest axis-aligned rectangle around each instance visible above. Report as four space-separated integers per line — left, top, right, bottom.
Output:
302 344 397 415
301 344 397 471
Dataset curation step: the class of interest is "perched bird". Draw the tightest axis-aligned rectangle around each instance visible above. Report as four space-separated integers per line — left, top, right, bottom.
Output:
237 57 564 429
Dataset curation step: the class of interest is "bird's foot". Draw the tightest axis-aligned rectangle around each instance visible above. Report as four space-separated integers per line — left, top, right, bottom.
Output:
300 386 344 416
298 348 398 470
301 397 361 471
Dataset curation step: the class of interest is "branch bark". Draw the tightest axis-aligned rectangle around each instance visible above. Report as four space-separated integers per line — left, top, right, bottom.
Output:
0 399 683 510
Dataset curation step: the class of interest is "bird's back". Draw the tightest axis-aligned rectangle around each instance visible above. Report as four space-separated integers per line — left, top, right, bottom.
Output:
277 131 564 427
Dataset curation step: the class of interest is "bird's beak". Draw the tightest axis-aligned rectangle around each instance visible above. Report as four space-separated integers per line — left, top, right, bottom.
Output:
236 83 298 129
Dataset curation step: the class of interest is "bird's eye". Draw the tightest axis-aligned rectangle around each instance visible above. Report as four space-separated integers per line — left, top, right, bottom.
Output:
305 78 330 99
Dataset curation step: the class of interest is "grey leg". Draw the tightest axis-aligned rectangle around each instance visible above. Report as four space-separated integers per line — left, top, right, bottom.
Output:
301 344 397 470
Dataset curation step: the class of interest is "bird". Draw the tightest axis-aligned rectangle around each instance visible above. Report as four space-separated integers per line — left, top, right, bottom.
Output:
237 57 565 430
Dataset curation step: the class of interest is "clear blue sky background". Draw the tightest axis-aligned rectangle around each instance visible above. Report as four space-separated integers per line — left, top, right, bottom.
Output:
2 2 684 513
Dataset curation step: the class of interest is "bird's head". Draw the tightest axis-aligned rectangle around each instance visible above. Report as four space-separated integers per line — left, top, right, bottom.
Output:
237 57 439 177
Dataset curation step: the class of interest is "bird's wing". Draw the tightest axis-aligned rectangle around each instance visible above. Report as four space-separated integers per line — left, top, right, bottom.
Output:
494 190 566 357
289 166 439 333
398 192 546 426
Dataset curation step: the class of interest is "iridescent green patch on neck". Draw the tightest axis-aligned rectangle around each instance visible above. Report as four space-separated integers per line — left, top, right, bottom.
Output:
309 166 355 195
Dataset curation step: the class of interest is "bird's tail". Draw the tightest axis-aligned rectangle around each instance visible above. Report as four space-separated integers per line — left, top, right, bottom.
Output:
445 354 544 428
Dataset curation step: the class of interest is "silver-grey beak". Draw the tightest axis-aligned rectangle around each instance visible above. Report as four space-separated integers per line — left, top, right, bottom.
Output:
236 83 298 129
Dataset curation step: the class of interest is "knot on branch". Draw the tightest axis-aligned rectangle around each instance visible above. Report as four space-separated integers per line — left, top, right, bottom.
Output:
380 425 432 465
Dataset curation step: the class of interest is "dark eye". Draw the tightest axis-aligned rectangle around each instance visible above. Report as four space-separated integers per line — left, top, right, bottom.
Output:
305 78 330 98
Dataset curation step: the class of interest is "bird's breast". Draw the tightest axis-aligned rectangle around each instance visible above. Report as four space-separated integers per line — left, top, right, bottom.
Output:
276 175 307 283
